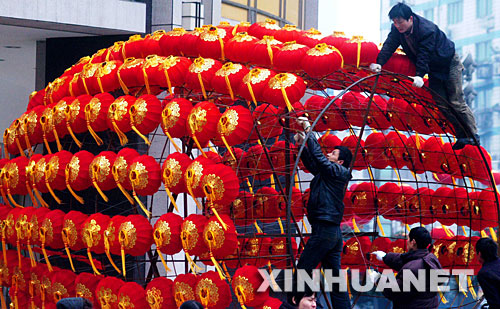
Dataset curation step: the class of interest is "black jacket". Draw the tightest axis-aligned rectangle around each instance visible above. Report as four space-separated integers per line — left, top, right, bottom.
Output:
298 134 351 225
382 249 442 309
376 14 455 80
477 258 500 308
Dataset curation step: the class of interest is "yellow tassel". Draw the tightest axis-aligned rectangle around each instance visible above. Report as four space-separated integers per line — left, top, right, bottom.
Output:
220 136 236 161
1 230 6 266
33 188 49 208
65 167 84 204
26 242 36 268
277 217 284 234
267 261 279 290
87 249 101 275
254 221 263 234
224 75 234 100
14 137 25 158
377 216 386 236
356 41 361 68
164 131 182 153
406 224 411 234
462 226 468 237
156 248 171 273
64 244 76 273
490 227 497 242
65 122 82 148
41 245 53 272
393 168 401 186
7 191 24 208
131 125 151 145
165 188 180 213
162 66 173 96
280 87 294 112
222 262 232 282
111 120 128 146
451 177 457 186
246 83 258 106
0 287 6 309
302 219 309 233
22 125 33 156
52 128 63 152
245 178 254 194
121 245 126 278
481 230 488 238
44 178 62 205
104 234 121 274
217 36 225 61
2 132 9 159
184 251 202 274
142 67 151 95
294 174 300 190
92 180 109 202
346 267 352 299
352 217 360 233
85 110 103 146
16 241 21 269
467 276 477 299
211 206 228 231
265 38 274 65
41 134 52 155
210 253 226 280
191 135 207 158
197 73 208 100
25 183 38 208
270 174 275 190
111 168 134 205
469 178 475 189
441 224 453 238
132 189 152 218
116 70 130 95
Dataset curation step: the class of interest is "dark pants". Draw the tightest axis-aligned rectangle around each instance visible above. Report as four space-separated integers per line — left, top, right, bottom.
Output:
296 222 350 309
429 53 478 138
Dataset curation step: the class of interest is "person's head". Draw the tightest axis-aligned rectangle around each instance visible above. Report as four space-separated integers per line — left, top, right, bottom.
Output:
388 2 414 33
408 227 432 251
179 300 204 309
328 146 352 168
476 237 498 264
292 291 317 309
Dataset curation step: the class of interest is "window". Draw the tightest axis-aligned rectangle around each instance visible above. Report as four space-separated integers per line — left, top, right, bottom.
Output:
476 88 492 110
476 40 492 63
477 0 492 18
447 1 463 25
424 8 434 22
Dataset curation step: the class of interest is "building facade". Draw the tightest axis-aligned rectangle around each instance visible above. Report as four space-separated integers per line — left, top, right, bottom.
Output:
380 0 500 169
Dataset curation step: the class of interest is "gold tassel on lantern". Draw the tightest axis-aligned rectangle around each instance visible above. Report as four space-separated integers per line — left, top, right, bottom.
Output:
84 231 101 275
65 166 84 204
84 104 103 146
103 230 121 274
153 231 171 273
111 166 134 205
39 117 53 155
204 233 226 280
130 111 151 145
376 216 386 236
44 165 61 205
61 228 76 272
64 108 82 148
38 228 53 272
91 168 109 202
181 231 202 274
351 218 360 233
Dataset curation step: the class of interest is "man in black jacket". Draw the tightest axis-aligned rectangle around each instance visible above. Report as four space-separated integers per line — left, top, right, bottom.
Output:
294 117 352 309
371 3 479 150
476 237 500 309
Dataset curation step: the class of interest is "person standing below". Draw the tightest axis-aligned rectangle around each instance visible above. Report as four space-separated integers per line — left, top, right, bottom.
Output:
371 227 442 309
370 2 479 150
475 237 500 309
293 117 353 309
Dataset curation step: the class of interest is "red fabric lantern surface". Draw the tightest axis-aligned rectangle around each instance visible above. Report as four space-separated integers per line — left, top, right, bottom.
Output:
122 34 146 59
221 146 244 178
104 215 126 257
142 55 190 95
90 151 117 202
64 94 92 147
341 236 371 267
29 263 49 306
432 237 453 269
450 188 477 227
128 155 161 214
63 211 88 252
186 100 222 150
296 28 325 47
414 187 435 225
47 98 71 145
214 105 253 150
104 41 125 62
421 137 450 174
270 237 298 268
75 272 102 306
161 97 193 142
349 182 377 218
49 269 76 304
118 215 153 275
196 26 231 61
370 237 392 269
179 27 204 58
107 95 136 146
250 36 283 67
408 104 443 135
185 57 223 99
3 156 30 200
320 31 348 49
112 148 140 204
263 73 306 111
386 98 410 131
146 277 176 309
248 19 281 39
39 105 60 150
82 213 110 255
142 30 164 56
242 236 272 267
341 91 365 126
475 189 500 230
241 144 272 181
62 55 90 77
341 135 368 170
224 32 259 64
274 41 309 72
181 214 209 257
250 103 282 141
404 135 426 173
303 95 331 132
14 207 34 247
459 145 492 180
115 57 145 94
238 68 276 105
21 105 45 150
364 132 389 170
318 133 342 155
78 62 102 95
377 183 405 220
431 187 455 226
159 28 186 57
269 140 297 175
85 93 115 145
216 21 236 39
0 250 18 287
185 156 217 199
39 208 65 266
233 265 269 308
384 131 408 169
212 62 250 102
28 207 51 247
45 150 74 204
95 60 123 93
195 271 232 309
154 213 183 256
203 214 238 261
173 273 198 307
275 24 303 43
65 150 94 203
10 261 31 305
162 152 192 196
301 43 344 78
382 49 416 76
258 297 284 309
454 236 480 272
277 187 304 219
96 276 125 309
338 36 378 69
254 186 280 223
3 120 21 157
232 191 254 226
277 101 305 132
201 163 239 207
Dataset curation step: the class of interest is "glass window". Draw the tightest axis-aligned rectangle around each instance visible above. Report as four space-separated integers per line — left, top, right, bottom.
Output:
476 41 492 63
424 8 434 22
448 1 463 25
476 88 492 109
477 0 492 18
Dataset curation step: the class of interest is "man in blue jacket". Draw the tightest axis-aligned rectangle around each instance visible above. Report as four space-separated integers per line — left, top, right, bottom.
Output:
370 3 479 150
475 237 500 308
294 117 352 309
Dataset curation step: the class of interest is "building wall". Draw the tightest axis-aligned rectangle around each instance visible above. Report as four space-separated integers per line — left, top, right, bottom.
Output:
380 0 500 169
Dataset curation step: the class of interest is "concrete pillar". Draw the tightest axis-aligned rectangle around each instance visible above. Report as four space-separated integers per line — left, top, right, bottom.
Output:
203 0 221 26
151 0 183 31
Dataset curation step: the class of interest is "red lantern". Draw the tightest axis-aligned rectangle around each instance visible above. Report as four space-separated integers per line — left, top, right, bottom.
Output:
476 189 500 230
195 271 232 309
39 105 61 153
161 97 193 142
301 43 343 78
179 28 204 58
233 265 270 308
216 21 236 39
96 276 125 309
421 137 447 173
320 31 348 50
185 57 223 100
404 135 426 173
44 150 73 204
232 191 254 226
142 30 164 56
274 41 309 72
79 62 102 95
118 215 153 276
75 272 102 306
90 151 117 202
269 140 297 175
122 34 145 59
203 215 238 272
154 213 183 273
248 19 281 39
128 94 161 145
432 187 455 226
173 273 198 307
128 155 161 216
275 24 303 43
186 100 221 153
303 95 330 131
212 62 250 102
62 211 88 271
159 28 186 57
28 207 50 248
341 135 367 170
82 213 110 275
118 282 149 309
105 41 124 62
181 214 209 272
386 98 410 131
62 56 91 77
370 237 392 269
459 145 491 180
350 182 377 218
242 236 272 267
85 93 114 146
250 103 282 141
65 150 94 204
238 68 276 105
416 187 436 225
39 209 65 270
318 133 342 155
341 236 371 268
270 237 298 268
254 186 280 223
241 144 272 181
364 132 389 169
224 32 259 64
214 105 253 153
64 94 92 147
341 91 365 127
338 36 378 69
49 269 76 304
197 26 231 61
107 95 136 146
382 49 416 76
116 58 145 95
250 36 283 67
185 156 216 201
146 277 176 309
384 131 408 169
297 28 326 48
48 98 72 145
263 73 306 111
202 163 239 208
162 152 192 211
